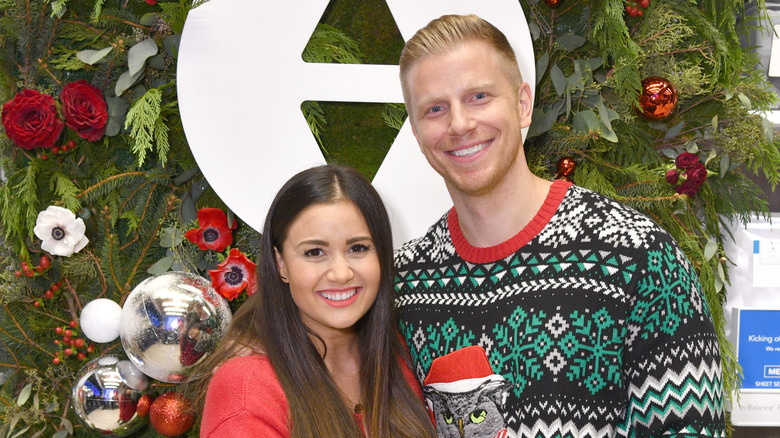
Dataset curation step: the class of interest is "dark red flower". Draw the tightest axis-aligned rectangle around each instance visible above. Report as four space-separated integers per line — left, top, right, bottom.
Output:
185 208 237 252
665 168 679 185
145 0 157 4
209 248 257 300
674 152 699 170
1 89 64 150
675 180 701 197
687 163 708 187
60 80 108 141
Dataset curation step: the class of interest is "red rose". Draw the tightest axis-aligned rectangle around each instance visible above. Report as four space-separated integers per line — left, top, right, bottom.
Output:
145 0 157 4
185 208 237 252
665 169 679 185
1 89 64 150
674 152 699 170
675 180 701 197
209 248 257 300
60 80 108 141
687 163 707 187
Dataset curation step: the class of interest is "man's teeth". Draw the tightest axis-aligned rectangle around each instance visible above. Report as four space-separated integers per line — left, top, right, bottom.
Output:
321 289 357 301
451 142 488 157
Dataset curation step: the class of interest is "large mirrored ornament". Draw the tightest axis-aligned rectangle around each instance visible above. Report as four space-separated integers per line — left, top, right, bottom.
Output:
71 355 148 436
120 271 232 383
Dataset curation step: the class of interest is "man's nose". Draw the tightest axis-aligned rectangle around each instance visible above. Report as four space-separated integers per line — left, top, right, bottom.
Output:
448 104 477 136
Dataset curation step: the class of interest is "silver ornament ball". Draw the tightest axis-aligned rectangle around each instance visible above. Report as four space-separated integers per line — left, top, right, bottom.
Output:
71 355 148 436
120 271 232 383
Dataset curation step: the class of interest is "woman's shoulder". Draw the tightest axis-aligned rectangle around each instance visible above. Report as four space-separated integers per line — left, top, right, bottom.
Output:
208 354 283 400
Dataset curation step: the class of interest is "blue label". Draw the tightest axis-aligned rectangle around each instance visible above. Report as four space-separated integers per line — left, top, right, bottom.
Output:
738 309 780 389
754 240 760 254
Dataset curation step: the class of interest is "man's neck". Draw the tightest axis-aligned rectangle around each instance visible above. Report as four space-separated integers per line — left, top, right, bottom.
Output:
450 172 553 248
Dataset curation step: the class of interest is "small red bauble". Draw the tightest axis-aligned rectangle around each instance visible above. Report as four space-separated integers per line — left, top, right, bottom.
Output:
149 392 195 437
556 157 576 180
543 0 564 7
137 394 152 418
637 76 677 120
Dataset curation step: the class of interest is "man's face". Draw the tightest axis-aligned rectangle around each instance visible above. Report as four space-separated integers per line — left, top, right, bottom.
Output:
404 40 533 198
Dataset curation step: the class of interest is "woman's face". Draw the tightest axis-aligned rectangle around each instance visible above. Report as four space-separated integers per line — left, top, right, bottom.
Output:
274 200 381 338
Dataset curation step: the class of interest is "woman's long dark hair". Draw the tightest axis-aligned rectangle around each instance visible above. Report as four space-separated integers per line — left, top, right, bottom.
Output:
187 165 435 438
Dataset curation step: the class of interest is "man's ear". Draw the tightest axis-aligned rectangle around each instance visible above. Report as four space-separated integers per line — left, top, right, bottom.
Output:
517 82 534 129
274 248 288 283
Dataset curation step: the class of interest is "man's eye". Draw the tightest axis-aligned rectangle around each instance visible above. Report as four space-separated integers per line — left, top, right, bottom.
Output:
474 92 486 99
430 105 443 113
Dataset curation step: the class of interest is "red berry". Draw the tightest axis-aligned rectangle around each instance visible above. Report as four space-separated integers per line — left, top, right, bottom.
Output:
54 339 60 345
64 348 72 356
87 345 94 353
40 154 48 160
69 320 78 328
75 338 85 347
33 301 41 308
636 9 643 17
640 0 649 7
14 271 21 277
63 336 71 344
52 146 60 154
51 284 59 292
25 270 34 277
77 352 86 360
64 329 73 338
55 327 63 335
53 357 60 365
34 265 43 273
44 290 53 299
67 140 76 149
40 256 50 269
21 262 28 270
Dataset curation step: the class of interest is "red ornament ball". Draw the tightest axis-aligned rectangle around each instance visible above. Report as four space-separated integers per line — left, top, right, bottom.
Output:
543 0 564 8
149 392 195 437
556 157 576 179
637 76 677 120
136 394 152 418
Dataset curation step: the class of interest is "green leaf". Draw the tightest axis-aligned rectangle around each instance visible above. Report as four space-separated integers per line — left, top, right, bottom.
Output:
573 110 598 133
529 22 541 40
719 154 730 179
10 427 29 438
551 64 566 96
115 69 144 96
160 227 184 248
76 46 113 65
737 93 752 110
128 38 158 76
139 12 159 26
665 121 684 139
717 263 726 289
555 34 586 51
660 148 678 159
704 238 717 261
685 140 699 154
147 256 174 275
52 430 68 438
535 53 549 86
16 384 32 406
599 123 618 143
705 148 718 166
762 116 774 143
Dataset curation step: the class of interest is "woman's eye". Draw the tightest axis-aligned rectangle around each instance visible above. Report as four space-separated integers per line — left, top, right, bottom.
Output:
303 248 323 257
349 244 371 253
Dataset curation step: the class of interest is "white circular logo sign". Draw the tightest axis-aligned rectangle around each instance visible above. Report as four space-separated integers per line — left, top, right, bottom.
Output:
177 0 534 247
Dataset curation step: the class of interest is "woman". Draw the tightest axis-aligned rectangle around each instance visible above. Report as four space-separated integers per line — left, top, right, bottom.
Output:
190 165 436 438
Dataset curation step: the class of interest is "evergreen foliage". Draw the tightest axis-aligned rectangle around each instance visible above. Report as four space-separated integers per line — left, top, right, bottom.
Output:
0 0 777 436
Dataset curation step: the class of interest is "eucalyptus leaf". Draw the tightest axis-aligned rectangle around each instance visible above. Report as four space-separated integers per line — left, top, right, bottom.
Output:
62 417 73 435
76 46 113 65
719 154 730 179
685 140 699 154
737 93 752 110
555 34 586 51
33 391 39 410
660 148 678 159
705 148 718 165
192 179 209 203
599 123 618 143
665 121 684 139
529 22 541 40
105 117 123 137
762 116 774 143
128 38 158 76
8 413 21 436
181 196 197 223
10 427 29 438
147 256 174 275
713 274 724 293
573 110 599 132
160 227 184 248
115 69 144 96
31 430 44 438
710 114 718 133
164 34 182 58
704 238 718 261
227 209 235 229
139 12 159 26
551 64 566 96
588 57 603 70
148 54 166 70
16 384 32 406
647 121 667 131
717 262 726 286
174 169 199 185
52 430 68 438
535 53 549 86
598 100 612 131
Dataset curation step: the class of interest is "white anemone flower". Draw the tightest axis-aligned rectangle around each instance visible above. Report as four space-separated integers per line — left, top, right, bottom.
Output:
33 206 89 257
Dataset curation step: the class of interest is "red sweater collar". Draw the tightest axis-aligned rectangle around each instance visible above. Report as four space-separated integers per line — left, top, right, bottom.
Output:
448 179 572 263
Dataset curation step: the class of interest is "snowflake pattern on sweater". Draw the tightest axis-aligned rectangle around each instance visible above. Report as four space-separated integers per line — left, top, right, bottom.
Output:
394 182 725 438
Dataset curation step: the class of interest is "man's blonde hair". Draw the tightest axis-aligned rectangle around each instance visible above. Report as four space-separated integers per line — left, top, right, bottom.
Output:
399 14 522 103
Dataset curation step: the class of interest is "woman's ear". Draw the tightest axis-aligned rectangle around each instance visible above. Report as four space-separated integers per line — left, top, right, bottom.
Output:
274 247 289 283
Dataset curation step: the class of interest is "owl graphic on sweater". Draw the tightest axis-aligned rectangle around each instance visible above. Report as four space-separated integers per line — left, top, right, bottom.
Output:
423 346 513 438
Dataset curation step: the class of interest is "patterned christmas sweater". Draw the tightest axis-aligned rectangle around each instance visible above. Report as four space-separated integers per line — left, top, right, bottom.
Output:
394 180 725 438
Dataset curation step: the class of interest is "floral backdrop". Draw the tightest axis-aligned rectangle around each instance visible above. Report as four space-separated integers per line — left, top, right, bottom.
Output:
1 0 779 436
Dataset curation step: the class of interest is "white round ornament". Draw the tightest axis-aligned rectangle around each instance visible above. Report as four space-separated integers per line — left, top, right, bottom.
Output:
80 298 122 343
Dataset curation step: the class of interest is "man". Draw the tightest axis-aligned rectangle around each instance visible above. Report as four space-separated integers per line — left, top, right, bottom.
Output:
394 14 724 438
